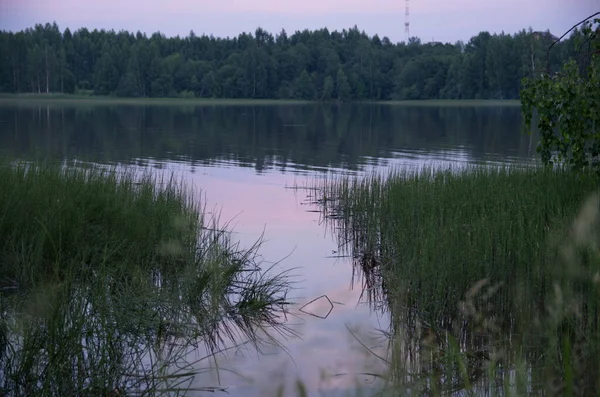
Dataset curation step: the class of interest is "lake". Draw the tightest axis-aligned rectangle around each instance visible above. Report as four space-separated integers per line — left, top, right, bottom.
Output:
0 102 538 396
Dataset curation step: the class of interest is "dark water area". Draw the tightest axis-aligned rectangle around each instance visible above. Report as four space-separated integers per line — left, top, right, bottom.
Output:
0 103 535 172
0 102 539 396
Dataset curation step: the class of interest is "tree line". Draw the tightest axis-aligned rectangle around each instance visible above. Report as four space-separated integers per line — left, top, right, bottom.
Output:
0 22 585 100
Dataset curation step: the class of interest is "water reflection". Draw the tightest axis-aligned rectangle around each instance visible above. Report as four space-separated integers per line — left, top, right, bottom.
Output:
142 162 391 396
0 103 539 396
0 103 535 174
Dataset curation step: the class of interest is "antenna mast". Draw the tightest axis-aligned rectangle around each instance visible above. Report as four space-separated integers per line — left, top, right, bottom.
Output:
404 0 410 41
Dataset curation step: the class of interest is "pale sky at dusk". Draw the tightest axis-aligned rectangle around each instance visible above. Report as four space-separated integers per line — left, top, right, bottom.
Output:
0 0 598 44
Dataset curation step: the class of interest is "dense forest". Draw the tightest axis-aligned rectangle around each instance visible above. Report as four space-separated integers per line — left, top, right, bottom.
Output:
0 22 584 100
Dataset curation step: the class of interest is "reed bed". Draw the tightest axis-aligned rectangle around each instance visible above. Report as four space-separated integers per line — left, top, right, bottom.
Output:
311 166 600 395
0 162 293 396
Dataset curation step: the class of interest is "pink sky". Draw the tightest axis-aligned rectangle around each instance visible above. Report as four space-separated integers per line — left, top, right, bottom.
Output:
0 0 598 43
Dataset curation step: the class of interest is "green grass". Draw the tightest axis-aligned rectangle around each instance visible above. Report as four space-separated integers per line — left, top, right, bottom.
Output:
0 94 311 106
377 99 522 107
311 166 600 395
0 94 521 108
0 161 293 396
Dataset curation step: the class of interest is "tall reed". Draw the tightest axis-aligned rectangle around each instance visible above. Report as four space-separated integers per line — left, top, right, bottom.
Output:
0 161 292 396
312 166 600 395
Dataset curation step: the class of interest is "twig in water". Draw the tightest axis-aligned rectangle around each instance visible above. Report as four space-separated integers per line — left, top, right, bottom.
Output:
298 295 334 319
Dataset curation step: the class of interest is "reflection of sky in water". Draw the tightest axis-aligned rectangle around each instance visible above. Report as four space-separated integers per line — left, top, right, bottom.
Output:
148 164 389 396
0 104 542 395
104 145 538 396
132 141 539 179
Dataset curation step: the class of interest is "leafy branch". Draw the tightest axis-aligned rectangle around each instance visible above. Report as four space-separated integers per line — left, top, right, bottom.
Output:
522 15 600 172
546 12 600 73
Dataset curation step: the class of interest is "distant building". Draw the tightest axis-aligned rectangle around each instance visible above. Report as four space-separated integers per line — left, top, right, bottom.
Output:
532 31 559 42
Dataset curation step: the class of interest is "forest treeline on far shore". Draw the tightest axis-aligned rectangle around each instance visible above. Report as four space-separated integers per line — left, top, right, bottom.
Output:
0 22 584 101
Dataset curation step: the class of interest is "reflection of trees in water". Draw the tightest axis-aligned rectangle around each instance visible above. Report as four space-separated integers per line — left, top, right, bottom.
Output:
0 104 531 172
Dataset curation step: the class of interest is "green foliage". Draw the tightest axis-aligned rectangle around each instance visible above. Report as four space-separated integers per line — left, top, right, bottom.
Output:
312 166 600 394
0 162 292 395
0 23 586 100
521 17 600 171
315 167 600 323
294 70 316 100
321 75 334 100
151 74 175 97
336 68 352 101
115 70 141 97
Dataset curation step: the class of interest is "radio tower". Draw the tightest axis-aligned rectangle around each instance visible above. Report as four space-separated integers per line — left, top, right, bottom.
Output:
404 0 410 41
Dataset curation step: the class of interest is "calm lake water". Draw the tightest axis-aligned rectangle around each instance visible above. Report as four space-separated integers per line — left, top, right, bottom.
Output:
0 102 538 396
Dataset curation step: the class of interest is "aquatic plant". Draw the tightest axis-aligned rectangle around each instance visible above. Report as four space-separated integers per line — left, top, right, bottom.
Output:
0 161 293 396
311 166 600 395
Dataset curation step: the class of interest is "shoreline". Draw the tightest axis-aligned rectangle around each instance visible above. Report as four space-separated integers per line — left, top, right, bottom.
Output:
0 94 522 107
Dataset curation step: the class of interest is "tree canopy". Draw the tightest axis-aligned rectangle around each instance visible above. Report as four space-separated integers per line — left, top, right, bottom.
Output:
0 22 587 100
521 14 600 171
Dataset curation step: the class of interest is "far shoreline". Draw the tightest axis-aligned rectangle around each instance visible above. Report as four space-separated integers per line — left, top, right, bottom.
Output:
0 94 522 107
